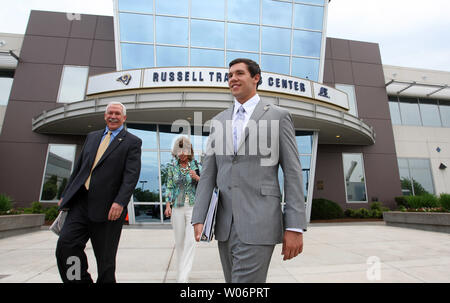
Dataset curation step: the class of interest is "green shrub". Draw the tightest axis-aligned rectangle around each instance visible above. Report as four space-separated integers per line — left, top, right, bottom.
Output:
395 196 409 208
406 194 439 209
24 201 43 214
355 208 371 218
0 194 13 212
44 206 59 221
311 198 344 220
344 209 354 217
439 194 450 211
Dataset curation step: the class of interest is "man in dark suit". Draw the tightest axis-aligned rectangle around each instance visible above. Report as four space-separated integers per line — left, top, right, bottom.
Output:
55 101 141 283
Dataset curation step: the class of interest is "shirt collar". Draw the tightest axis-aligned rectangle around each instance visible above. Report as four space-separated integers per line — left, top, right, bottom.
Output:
104 124 124 137
233 94 260 115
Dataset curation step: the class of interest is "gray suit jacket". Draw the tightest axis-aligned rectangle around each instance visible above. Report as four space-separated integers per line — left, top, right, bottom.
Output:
192 98 307 245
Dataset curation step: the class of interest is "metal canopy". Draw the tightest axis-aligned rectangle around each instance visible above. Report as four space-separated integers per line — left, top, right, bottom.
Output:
385 80 450 99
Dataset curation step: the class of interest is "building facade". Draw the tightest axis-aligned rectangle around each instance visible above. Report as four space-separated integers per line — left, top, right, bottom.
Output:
0 1 415 225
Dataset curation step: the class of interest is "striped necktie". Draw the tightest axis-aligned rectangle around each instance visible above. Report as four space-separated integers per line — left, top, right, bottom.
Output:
84 131 112 190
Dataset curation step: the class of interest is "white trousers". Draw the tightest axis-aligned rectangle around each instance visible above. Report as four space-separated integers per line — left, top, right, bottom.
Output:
171 205 196 283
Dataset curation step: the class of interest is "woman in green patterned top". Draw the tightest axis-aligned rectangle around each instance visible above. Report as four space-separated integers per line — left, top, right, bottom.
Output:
164 136 200 283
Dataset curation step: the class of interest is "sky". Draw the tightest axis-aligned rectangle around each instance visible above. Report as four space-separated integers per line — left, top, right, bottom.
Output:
0 0 449 72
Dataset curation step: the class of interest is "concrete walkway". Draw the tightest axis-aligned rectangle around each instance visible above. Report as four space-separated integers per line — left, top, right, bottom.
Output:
0 222 449 283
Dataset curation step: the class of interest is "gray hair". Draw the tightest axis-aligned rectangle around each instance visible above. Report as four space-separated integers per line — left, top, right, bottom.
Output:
105 102 127 116
172 136 194 161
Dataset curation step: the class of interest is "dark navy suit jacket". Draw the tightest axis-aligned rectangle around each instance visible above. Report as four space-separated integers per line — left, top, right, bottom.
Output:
60 128 142 222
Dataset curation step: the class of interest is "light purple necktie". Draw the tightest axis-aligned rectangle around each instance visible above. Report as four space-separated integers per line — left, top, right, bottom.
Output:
233 105 245 154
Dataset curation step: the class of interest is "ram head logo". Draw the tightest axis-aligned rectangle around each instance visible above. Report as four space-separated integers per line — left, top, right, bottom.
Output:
117 73 132 85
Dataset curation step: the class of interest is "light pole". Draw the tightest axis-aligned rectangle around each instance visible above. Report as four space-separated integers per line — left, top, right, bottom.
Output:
139 180 147 190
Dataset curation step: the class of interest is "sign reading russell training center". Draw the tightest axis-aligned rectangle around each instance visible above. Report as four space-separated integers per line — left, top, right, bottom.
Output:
87 67 349 110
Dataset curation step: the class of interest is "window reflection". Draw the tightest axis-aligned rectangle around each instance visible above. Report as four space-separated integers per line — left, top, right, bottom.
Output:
388 97 401 125
419 99 441 127
227 51 259 65
119 13 153 43
398 158 435 195
228 0 260 24
295 132 313 154
156 46 188 67
191 20 224 49
156 16 188 46
227 23 259 52
0 77 13 106
134 204 169 223
294 0 325 5
191 0 225 20
57 66 89 103
121 43 154 70
262 0 292 27
261 54 289 75
155 0 188 16
292 57 319 81
292 30 322 57
440 100 450 127
335 84 358 117
399 97 421 126
261 26 291 54
294 4 324 30
127 124 157 150
191 49 224 67
40 144 76 201
119 0 153 13
343 153 367 202
134 151 160 202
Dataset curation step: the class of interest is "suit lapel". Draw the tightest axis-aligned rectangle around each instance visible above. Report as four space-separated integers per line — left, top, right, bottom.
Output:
94 128 127 169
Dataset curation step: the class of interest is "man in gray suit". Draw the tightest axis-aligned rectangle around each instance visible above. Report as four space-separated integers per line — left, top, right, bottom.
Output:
192 58 307 283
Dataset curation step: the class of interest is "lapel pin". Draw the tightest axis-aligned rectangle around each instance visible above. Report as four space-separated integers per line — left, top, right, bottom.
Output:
264 105 270 111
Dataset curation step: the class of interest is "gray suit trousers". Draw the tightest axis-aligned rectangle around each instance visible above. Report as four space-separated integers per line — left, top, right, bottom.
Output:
218 222 275 283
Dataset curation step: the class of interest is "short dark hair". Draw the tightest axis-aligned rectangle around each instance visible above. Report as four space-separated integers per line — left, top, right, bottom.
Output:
229 58 262 88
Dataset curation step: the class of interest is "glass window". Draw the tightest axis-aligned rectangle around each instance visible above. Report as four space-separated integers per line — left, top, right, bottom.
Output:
134 151 160 202
134 204 168 223
399 97 421 126
294 4 324 30
57 66 89 103
335 84 358 116
398 158 435 195
156 16 188 46
119 0 153 13
155 0 188 16
292 30 322 57
40 144 76 201
191 48 224 67
191 0 225 20
191 20 224 49
121 43 154 70
262 0 292 28
388 97 401 125
227 0 260 24
296 131 313 154
343 153 367 202
261 26 291 55
226 51 259 66
119 13 153 43
295 0 325 5
261 54 289 75
127 124 158 150
0 77 13 105
159 125 187 150
419 98 441 127
439 100 450 127
156 46 188 67
291 57 319 81
227 23 259 52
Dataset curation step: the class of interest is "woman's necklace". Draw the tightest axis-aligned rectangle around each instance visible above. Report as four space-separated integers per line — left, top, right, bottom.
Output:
179 161 190 175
